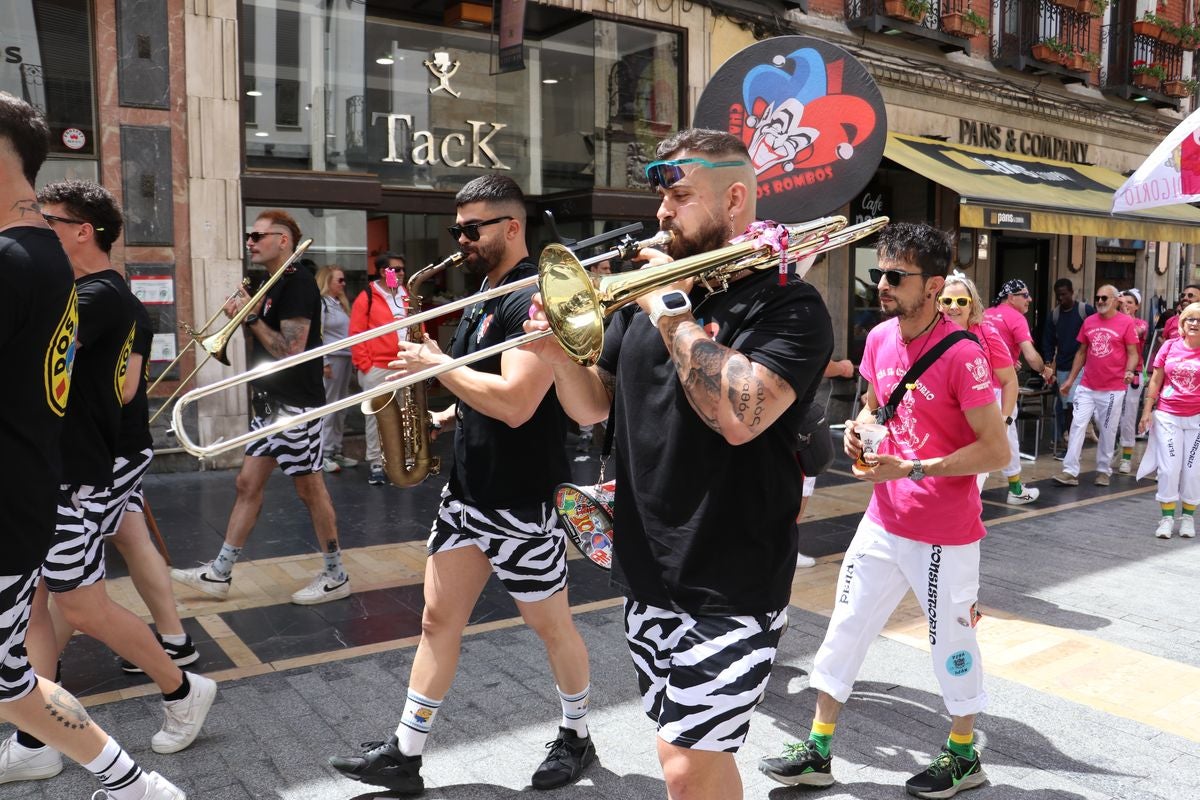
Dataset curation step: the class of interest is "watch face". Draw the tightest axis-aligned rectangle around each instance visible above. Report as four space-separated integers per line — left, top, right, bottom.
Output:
663 292 689 310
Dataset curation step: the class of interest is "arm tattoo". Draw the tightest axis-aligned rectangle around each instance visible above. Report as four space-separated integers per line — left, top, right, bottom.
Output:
597 366 616 405
45 686 92 730
257 318 308 360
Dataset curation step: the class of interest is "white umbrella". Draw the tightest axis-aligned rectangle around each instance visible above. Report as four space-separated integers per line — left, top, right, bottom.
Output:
1112 106 1200 213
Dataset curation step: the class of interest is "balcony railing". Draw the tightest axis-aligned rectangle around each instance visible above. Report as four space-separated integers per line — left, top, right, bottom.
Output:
1102 22 1188 108
845 0 981 54
993 0 1096 84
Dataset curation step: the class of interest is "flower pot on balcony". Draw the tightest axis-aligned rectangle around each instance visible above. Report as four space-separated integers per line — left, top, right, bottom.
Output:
1182 35 1199 52
884 0 923 23
1076 0 1095 12
1160 29 1182 46
1053 0 1077 10
1132 73 1161 91
941 12 978 37
1065 53 1090 71
1032 43 1059 63
1133 20 1162 39
1162 79 1191 97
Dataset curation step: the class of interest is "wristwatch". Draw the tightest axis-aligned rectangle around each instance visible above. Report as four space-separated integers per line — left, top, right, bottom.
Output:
908 458 926 482
1005 415 1014 426
648 290 692 328
243 313 259 327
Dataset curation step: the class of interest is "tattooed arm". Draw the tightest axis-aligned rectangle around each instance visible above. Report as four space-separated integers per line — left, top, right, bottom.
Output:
248 317 310 360
659 315 796 445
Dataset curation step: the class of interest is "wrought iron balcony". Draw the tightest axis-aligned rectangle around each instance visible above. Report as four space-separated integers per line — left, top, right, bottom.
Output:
845 0 981 55
1101 21 1188 109
993 0 1097 85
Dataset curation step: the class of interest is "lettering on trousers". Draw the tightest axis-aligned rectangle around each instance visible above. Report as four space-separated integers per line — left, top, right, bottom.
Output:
927 545 942 645
1189 430 1200 469
838 562 856 604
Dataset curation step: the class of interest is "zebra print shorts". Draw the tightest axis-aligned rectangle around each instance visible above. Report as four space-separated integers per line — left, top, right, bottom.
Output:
0 572 39 702
623 599 786 752
245 404 324 476
101 447 154 535
43 484 110 593
427 486 568 602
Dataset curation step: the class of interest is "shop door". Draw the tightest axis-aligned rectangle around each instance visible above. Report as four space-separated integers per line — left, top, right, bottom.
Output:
995 236 1050 347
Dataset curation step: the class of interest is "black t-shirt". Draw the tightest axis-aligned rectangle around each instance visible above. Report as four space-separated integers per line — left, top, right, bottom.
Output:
63 269 135 485
250 266 324 407
1 228 77 573
447 261 569 508
117 292 154 454
598 270 833 615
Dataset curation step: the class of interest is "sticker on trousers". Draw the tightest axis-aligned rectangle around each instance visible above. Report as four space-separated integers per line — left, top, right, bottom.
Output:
946 650 973 676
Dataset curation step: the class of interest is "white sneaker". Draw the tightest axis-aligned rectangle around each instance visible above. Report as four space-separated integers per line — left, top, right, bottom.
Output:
1006 486 1040 505
0 733 62 784
1118 460 1132 474
95 771 188 800
1181 516 1196 538
795 553 817 568
332 453 358 468
322 458 341 473
1156 518 1175 539
170 562 231 600
151 673 217 754
290 573 351 605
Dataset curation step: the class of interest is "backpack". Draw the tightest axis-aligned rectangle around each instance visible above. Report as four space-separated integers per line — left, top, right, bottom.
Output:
1051 301 1087 325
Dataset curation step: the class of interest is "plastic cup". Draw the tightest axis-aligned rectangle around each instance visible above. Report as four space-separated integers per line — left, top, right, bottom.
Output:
855 422 888 467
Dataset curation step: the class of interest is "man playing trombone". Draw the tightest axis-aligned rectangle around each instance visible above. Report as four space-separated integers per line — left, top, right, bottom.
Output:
172 210 350 606
329 175 596 794
525 128 834 800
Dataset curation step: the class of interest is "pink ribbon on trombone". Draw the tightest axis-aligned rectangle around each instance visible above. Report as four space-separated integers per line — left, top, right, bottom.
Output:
732 221 789 285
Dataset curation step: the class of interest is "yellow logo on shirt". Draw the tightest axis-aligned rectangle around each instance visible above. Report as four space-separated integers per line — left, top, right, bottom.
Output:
44 286 78 417
115 322 135 402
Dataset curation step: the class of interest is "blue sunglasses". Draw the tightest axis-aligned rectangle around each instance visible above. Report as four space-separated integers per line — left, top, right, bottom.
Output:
644 158 746 191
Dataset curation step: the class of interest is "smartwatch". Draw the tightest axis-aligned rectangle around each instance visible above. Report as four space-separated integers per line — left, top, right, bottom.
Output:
243 313 259 327
908 458 926 482
648 290 692 328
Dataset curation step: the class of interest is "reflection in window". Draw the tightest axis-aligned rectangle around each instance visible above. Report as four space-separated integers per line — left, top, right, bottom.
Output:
850 245 882 364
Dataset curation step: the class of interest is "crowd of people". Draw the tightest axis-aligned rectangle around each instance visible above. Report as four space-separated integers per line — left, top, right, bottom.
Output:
4 79 1198 800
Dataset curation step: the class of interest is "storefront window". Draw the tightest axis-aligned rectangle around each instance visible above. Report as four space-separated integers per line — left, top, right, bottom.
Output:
244 205 367 282
2 0 97 159
241 3 682 193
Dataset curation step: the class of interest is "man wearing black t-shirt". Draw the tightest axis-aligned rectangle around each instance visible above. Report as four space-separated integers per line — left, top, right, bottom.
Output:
0 92 186 799
38 181 199 676
172 209 348 606
329 175 596 794
525 129 833 799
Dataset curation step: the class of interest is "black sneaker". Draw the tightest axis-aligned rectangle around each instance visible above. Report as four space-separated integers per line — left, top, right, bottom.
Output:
758 739 834 787
904 746 986 799
120 635 200 674
368 465 386 486
531 727 596 790
328 736 423 795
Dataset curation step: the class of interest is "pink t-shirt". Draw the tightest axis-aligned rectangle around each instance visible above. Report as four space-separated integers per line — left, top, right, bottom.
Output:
1153 338 1200 417
861 315 997 546
983 303 1032 364
970 319 1014 391
1128 316 1148 373
1165 321 1182 341
1078 313 1137 392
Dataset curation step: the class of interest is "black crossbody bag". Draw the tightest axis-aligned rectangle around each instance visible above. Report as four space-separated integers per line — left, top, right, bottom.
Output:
875 330 978 425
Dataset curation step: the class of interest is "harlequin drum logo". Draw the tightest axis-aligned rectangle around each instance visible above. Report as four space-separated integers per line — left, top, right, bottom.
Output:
694 36 887 223
44 287 78 417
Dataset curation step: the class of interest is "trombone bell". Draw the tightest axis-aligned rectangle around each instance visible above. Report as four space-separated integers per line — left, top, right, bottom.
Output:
539 244 606 366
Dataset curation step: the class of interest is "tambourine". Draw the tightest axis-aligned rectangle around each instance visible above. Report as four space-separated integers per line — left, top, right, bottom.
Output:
553 481 615 571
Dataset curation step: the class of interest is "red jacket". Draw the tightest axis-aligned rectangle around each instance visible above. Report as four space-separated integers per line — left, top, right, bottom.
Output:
350 282 411 372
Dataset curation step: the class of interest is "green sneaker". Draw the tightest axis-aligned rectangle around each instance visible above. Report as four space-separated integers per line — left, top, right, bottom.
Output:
758 739 834 787
904 746 986 799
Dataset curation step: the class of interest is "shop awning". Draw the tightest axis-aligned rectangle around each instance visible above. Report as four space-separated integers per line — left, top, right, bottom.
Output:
884 133 1200 244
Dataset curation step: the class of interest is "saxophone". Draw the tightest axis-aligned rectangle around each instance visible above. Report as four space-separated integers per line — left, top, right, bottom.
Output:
364 252 464 487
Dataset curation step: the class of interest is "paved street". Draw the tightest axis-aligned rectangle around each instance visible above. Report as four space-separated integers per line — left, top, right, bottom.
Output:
5 432 1199 800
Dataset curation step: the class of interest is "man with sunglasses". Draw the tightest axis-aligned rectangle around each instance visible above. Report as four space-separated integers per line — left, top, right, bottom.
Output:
1041 278 1094 451
1160 285 1200 345
1053 284 1139 487
981 279 1053 505
172 210 350 606
330 175 596 795
762 223 1008 799
525 128 833 800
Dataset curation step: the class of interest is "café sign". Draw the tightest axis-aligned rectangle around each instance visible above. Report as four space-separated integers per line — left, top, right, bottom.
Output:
958 120 1090 165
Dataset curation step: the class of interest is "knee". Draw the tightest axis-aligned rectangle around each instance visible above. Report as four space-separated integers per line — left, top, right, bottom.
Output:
234 472 265 498
56 594 106 632
420 606 465 642
660 750 707 800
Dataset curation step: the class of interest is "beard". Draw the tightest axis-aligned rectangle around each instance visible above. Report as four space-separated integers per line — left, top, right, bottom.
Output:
880 292 928 320
459 235 505 277
662 214 730 260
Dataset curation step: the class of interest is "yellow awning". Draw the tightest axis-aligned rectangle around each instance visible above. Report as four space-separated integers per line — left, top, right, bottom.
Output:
885 133 1200 244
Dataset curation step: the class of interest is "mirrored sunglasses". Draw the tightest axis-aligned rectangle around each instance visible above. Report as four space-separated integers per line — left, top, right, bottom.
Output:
644 158 746 191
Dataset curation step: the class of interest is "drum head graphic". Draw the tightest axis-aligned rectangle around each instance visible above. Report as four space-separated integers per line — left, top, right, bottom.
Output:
694 36 887 223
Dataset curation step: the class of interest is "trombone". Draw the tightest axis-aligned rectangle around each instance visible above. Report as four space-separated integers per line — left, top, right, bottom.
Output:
148 239 313 425
172 218 887 458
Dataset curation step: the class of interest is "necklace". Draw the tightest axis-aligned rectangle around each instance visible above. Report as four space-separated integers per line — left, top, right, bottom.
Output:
901 309 941 346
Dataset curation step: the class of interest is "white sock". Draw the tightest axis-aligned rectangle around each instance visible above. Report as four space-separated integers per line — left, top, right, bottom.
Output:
82 737 147 800
558 684 590 736
160 632 187 646
394 689 441 756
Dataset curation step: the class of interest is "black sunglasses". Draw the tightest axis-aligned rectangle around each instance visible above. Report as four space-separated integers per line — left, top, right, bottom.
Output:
869 267 926 287
246 231 284 243
43 213 104 231
1095 294 1110 303
448 216 512 242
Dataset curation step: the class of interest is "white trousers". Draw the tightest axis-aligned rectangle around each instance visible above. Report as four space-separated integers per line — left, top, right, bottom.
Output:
1151 410 1200 505
811 517 987 718
1063 386 1124 478
358 366 399 467
1119 383 1144 448
981 393 1020 485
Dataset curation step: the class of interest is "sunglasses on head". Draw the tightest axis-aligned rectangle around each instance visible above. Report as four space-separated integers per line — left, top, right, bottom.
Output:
448 215 512 242
939 296 971 308
644 158 747 191
246 231 283 243
869 267 926 287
